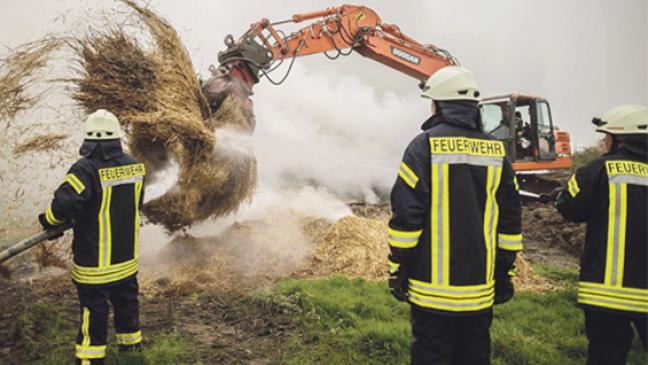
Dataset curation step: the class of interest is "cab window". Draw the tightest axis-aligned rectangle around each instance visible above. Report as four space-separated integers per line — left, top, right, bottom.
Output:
481 104 504 133
537 101 553 133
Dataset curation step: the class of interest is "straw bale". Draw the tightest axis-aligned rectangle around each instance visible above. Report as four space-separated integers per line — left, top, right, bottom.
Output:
71 0 257 231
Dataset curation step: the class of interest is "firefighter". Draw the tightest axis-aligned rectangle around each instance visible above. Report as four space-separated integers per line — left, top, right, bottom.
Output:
388 66 522 365
39 109 145 365
555 104 648 365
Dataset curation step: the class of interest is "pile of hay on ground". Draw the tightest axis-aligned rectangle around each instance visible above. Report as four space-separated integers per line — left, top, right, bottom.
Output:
71 0 256 232
13 133 69 156
0 38 61 121
297 215 389 280
141 211 556 294
513 253 555 292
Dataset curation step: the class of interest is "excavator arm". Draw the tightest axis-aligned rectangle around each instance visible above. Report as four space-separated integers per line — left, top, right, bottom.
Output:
215 5 457 92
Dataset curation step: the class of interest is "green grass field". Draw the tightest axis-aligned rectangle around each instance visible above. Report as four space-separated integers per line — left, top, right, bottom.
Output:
11 265 647 364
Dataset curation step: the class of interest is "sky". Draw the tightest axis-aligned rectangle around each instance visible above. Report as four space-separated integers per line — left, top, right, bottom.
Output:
1 0 647 202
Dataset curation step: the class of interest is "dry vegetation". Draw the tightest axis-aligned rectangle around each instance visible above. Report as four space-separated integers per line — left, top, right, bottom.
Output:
139 209 550 298
0 38 61 122
71 0 257 232
13 133 69 156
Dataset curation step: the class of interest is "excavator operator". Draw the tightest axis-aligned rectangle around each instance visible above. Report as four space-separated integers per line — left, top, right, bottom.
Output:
387 66 523 365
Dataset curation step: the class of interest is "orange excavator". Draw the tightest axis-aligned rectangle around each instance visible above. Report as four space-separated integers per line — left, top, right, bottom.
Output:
210 4 572 195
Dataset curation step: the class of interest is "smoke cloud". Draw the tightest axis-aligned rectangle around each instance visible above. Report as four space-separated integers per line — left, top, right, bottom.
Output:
2 0 646 258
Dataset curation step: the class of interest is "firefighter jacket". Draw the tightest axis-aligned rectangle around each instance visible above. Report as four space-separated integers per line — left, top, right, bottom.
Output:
388 101 523 315
41 140 145 286
557 136 647 315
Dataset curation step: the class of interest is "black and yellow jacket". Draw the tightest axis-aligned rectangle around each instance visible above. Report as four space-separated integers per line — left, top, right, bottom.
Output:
388 101 522 315
40 140 145 286
557 136 647 315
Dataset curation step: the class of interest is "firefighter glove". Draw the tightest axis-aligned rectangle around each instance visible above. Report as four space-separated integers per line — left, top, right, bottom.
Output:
38 214 64 241
389 267 409 302
494 272 515 305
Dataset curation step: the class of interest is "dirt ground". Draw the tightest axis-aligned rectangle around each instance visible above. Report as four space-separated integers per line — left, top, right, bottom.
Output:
0 272 295 365
0 202 585 364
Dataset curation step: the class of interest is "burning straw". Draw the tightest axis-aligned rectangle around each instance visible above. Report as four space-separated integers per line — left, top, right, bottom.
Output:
0 38 61 121
71 0 257 231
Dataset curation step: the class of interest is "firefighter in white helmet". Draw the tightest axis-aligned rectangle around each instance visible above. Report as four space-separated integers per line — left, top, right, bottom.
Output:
39 109 146 365
556 104 648 365
387 66 522 365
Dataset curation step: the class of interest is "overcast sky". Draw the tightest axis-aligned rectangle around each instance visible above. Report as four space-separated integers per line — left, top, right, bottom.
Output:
2 0 646 148
1 0 647 201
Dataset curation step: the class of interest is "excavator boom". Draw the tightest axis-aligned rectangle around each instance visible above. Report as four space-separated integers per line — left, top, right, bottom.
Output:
208 4 574 196
216 5 457 90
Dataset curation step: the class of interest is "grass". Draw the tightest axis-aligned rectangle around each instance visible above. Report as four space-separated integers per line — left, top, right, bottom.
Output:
264 277 412 365
12 302 196 365
253 269 646 365
9 265 647 364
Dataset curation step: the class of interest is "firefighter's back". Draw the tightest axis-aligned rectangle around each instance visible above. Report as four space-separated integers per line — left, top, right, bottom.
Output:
70 152 145 285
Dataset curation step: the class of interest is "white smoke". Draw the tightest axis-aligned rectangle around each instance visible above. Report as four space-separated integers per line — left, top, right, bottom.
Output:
253 67 425 203
143 159 180 203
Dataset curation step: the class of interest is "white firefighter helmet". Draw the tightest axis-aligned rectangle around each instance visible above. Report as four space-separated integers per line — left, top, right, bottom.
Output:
85 109 122 140
594 104 648 135
421 66 481 102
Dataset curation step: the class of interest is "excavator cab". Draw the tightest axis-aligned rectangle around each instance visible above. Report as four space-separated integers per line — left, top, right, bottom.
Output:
480 94 572 197
480 94 572 171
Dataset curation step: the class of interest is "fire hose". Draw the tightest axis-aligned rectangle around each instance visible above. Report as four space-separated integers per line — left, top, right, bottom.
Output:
0 223 72 264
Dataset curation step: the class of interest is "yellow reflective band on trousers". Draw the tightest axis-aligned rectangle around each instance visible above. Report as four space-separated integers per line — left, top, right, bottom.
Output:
98 186 113 268
134 180 143 259
72 258 138 285
76 307 107 359
398 162 419 189
408 279 495 312
567 175 580 197
605 183 627 287
497 233 523 251
578 281 648 314
388 228 422 249
46 205 63 226
430 163 450 286
116 330 143 345
65 173 86 194
484 166 503 282
75 344 107 359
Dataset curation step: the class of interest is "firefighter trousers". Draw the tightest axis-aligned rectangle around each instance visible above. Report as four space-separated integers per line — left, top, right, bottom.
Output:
584 308 647 365
410 307 492 365
75 275 141 365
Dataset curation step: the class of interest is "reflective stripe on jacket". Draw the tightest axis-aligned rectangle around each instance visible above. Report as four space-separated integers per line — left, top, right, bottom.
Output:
557 146 648 315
